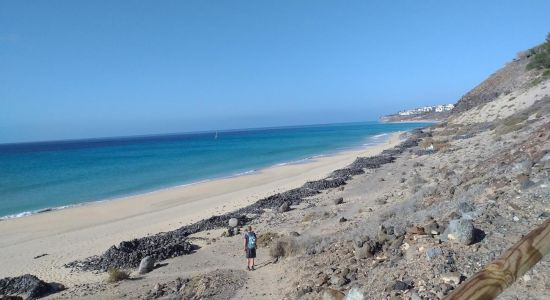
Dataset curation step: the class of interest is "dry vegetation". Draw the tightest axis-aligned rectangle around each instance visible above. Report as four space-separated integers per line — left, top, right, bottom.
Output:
107 268 130 283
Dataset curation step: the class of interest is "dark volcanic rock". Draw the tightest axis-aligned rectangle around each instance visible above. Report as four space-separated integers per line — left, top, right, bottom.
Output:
0 274 64 299
303 178 346 190
392 280 411 291
66 233 194 271
350 155 395 170
333 197 344 205
329 168 365 180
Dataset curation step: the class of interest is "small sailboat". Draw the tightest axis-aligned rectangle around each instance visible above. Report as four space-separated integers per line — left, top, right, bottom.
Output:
214 131 218 139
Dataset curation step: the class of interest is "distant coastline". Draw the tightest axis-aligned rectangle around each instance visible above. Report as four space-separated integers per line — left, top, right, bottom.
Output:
380 119 441 124
0 122 428 220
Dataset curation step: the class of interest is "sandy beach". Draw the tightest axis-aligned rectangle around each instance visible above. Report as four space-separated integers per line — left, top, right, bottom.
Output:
0 132 403 285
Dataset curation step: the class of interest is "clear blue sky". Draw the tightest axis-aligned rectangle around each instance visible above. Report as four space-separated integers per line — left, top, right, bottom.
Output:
1 1 549 143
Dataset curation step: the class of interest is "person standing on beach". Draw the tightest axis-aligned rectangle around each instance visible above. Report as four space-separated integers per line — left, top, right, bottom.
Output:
244 226 257 271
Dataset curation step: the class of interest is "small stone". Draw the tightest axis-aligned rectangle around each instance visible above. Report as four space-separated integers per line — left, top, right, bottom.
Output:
339 217 348 223
426 247 443 260
334 197 344 205
424 220 441 235
440 272 461 285
445 219 475 245
392 280 410 291
344 286 366 300
228 218 239 228
513 216 520 222
138 256 155 274
411 292 422 300
153 283 162 292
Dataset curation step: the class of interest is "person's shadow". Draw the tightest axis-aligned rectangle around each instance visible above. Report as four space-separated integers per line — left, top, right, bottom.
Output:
253 259 276 270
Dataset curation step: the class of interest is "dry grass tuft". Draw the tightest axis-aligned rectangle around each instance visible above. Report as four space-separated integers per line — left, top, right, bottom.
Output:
256 232 280 247
107 268 130 283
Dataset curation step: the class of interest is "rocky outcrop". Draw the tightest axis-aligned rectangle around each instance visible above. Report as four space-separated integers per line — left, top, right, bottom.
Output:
66 234 194 271
0 274 64 300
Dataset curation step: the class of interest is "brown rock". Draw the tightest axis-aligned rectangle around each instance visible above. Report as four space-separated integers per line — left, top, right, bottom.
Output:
407 225 426 235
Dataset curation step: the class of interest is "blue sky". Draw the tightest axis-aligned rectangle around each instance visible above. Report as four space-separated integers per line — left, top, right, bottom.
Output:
1 1 549 143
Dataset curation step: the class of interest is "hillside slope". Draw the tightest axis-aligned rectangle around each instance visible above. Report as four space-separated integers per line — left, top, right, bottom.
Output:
451 56 533 115
55 50 548 300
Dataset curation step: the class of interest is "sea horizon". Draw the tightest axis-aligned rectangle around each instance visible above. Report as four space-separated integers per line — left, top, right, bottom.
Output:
0 121 429 219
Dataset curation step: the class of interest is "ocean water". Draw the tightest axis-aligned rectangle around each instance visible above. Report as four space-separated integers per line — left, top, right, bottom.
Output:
0 122 429 219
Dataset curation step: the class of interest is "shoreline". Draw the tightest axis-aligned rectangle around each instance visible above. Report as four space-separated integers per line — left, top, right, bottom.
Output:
0 132 393 221
0 131 406 284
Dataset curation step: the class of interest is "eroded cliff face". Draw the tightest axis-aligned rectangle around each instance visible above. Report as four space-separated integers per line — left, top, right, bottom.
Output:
451 54 534 116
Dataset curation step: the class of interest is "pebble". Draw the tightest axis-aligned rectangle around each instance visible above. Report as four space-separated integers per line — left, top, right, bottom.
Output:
440 272 461 285
445 219 475 245
426 247 443 260
392 280 409 291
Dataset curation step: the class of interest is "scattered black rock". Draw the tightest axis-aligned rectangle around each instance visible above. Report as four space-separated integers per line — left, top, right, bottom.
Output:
350 155 395 170
392 280 411 291
32 254 47 260
0 274 64 300
66 234 194 271
303 178 346 190
330 168 365 180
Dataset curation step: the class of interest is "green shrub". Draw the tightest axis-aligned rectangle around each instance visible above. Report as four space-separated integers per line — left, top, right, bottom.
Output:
107 268 130 283
526 51 550 70
526 33 550 70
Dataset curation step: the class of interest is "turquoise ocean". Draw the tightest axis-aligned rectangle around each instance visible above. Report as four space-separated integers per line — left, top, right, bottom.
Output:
0 122 429 219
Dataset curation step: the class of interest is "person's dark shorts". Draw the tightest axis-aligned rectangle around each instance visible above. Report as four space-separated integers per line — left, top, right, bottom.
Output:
246 248 256 258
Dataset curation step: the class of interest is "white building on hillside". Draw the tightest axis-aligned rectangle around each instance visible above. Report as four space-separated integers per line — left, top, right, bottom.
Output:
397 103 454 115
